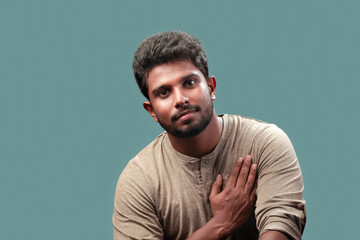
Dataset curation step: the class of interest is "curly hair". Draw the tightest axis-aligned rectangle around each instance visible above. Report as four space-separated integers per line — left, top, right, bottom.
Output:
132 31 209 100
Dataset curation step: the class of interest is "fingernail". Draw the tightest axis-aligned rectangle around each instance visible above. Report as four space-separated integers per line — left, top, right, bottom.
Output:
238 157 243 163
252 164 257 170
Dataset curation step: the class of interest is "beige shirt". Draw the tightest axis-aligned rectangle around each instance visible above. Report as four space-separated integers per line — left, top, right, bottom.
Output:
113 114 306 239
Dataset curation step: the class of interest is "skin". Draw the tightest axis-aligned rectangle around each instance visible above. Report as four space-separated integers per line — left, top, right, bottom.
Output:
143 60 290 240
260 231 291 240
143 60 222 158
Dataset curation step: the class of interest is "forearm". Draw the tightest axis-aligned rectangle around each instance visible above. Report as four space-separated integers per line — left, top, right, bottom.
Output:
259 231 290 240
186 218 231 240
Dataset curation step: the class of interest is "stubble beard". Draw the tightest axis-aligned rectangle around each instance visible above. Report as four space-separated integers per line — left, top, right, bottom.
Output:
156 99 214 139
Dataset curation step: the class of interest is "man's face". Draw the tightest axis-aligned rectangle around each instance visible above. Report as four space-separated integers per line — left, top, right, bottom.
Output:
143 60 216 138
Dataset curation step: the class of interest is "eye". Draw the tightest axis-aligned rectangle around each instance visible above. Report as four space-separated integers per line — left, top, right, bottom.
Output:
184 79 196 87
158 89 170 98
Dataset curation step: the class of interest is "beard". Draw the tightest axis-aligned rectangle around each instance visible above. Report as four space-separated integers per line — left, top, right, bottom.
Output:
156 99 214 138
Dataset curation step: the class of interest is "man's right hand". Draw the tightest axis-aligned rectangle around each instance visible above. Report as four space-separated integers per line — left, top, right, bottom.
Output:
186 155 257 240
209 155 257 238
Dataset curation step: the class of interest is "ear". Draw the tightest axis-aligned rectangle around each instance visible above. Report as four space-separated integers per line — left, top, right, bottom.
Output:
143 101 158 122
207 76 217 101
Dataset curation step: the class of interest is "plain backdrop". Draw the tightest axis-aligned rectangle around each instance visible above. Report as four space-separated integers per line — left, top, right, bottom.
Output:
1 0 359 239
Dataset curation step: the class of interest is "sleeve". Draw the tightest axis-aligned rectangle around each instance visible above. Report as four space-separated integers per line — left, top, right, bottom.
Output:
254 125 306 240
112 156 164 240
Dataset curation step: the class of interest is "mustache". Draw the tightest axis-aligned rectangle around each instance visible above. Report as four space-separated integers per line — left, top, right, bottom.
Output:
171 105 201 122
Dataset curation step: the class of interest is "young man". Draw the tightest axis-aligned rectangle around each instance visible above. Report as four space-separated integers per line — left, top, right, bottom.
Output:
113 31 306 240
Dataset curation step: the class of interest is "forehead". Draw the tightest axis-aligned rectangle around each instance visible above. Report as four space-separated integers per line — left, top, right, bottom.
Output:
147 60 204 89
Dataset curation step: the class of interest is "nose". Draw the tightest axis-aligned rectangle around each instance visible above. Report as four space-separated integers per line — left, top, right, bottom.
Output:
174 88 189 109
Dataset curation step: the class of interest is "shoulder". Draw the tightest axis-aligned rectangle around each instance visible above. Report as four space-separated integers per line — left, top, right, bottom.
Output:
115 132 168 198
118 132 167 181
223 114 273 132
226 114 289 138
221 114 295 165
222 114 285 144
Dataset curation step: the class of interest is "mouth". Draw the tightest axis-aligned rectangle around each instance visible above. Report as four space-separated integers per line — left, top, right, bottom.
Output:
177 109 196 120
172 106 199 122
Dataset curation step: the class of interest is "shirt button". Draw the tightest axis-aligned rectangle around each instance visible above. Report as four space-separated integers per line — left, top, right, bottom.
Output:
194 163 200 170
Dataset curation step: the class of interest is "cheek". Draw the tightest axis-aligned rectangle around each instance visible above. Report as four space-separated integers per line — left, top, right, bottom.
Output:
199 89 212 102
152 101 173 118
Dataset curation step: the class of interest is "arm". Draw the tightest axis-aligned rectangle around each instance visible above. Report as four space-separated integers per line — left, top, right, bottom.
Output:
255 125 306 240
112 158 164 240
187 155 257 240
260 231 290 240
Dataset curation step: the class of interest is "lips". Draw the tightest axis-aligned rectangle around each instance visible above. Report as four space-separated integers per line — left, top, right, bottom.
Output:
172 106 200 122
176 109 196 120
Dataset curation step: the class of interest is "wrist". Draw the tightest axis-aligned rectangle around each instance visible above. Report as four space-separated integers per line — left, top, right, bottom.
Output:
207 217 233 239
186 216 234 240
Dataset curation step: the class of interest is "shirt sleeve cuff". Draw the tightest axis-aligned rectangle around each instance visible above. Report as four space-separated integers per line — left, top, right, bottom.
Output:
259 216 302 240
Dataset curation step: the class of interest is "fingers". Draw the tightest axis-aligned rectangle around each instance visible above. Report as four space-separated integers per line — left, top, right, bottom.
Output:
249 181 257 203
236 155 252 188
244 163 257 194
222 155 257 192
226 157 243 188
210 174 223 199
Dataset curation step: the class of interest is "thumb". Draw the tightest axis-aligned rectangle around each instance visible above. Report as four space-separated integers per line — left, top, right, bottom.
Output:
210 174 222 198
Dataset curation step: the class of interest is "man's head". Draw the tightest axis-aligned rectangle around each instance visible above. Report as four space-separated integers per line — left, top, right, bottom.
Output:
133 31 217 139
133 31 209 100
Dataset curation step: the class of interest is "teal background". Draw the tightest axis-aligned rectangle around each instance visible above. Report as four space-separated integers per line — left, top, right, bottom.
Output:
1 0 359 239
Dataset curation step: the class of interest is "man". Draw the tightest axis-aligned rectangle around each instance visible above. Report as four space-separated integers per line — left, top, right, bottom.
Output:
113 31 306 239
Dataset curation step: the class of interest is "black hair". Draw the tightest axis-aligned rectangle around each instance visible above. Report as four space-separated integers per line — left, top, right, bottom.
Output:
132 31 209 100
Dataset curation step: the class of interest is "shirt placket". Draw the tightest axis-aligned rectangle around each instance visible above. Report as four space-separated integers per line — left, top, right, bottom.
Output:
198 156 215 220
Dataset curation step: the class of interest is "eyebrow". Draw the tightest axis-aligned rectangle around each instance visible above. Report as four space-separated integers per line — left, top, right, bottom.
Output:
151 73 201 96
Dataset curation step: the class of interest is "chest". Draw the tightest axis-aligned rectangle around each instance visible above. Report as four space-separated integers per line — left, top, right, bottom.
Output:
154 153 258 239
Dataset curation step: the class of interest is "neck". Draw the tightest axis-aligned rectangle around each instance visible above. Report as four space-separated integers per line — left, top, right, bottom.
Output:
167 112 223 158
